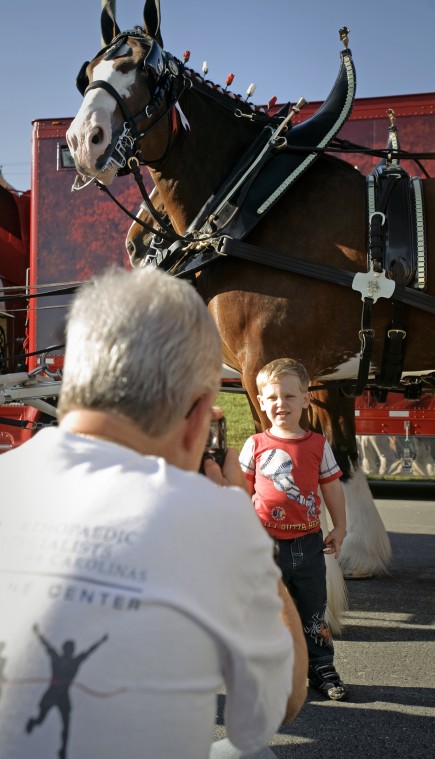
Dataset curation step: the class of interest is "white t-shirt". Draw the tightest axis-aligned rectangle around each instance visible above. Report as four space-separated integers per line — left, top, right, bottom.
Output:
0 428 293 759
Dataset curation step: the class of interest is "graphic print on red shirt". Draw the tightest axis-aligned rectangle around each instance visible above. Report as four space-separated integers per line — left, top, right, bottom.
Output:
239 430 342 539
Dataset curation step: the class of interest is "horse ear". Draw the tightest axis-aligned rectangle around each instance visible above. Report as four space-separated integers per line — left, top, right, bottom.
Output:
101 1 121 46
76 61 90 96
143 0 164 47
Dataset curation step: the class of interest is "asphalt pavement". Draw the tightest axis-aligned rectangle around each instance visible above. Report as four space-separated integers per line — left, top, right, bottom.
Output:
213 492 435 758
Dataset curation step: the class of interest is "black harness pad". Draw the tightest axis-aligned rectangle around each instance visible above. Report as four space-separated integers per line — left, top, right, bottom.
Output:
367 165 426 289
162 46 356 276
365 152 427 388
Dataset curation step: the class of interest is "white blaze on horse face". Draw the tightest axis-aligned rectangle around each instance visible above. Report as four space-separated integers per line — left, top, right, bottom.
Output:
66 59 137 182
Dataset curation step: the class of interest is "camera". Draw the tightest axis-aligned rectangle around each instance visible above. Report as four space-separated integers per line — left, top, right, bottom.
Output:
200 416 227 472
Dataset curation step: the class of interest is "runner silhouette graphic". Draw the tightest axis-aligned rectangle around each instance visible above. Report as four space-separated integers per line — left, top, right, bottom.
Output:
26 624 108 758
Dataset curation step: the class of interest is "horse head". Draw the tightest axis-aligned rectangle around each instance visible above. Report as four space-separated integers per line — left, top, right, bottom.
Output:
67 0 271 227
67 0 177 185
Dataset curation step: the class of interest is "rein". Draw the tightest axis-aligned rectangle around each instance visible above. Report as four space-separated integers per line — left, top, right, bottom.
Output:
96 160 184 242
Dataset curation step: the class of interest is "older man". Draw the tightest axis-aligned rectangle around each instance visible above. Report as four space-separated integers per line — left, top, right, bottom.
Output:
0 267 306 759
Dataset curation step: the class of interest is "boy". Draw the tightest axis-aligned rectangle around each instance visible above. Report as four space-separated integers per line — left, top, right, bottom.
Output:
239 358 349 701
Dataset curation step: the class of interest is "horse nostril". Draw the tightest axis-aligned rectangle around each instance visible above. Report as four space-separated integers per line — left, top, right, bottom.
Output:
90 127 104 145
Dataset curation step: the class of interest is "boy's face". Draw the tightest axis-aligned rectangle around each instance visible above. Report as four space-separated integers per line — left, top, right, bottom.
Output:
258 374 310 432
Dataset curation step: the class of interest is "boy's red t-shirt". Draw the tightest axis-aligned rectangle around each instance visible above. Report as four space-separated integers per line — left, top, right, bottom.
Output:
239 429 342 539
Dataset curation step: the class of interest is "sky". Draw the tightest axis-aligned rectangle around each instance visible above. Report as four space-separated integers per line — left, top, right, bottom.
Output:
1 0 434 191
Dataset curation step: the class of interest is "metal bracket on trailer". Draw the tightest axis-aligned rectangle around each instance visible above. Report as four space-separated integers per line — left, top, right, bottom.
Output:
0 372 61 413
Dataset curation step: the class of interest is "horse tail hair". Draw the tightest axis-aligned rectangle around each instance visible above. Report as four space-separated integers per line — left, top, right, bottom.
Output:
319 498 348 635
339 465 392 577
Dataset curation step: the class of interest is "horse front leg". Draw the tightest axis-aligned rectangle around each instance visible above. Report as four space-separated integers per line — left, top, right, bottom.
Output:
241 373 267 433
309 387 392 578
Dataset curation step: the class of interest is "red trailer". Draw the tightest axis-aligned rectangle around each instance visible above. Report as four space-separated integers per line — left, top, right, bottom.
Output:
0 117 153 449
0 183 30 371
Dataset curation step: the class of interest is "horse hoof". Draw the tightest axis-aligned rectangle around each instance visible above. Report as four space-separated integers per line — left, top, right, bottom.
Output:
343 570 374 580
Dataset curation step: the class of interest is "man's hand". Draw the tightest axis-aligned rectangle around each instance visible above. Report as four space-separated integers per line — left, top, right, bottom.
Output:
203 447 249 492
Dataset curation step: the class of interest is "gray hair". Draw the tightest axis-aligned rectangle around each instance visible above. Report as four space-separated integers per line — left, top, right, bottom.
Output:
58 267 222 436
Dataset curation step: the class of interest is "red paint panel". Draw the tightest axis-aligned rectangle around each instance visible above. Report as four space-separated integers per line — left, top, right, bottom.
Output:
29 118 154 369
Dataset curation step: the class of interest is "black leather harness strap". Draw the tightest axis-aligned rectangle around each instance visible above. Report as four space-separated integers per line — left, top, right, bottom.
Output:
368 171 402 273
216 237 435 314
354 299 375 396
379 301 407 387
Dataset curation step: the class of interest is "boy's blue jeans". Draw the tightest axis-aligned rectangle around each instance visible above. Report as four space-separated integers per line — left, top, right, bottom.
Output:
275 531 334 665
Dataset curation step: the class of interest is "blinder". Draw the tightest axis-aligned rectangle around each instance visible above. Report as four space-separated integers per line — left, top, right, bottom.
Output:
104 40 132 60
75 30 168 97
143 38 165 79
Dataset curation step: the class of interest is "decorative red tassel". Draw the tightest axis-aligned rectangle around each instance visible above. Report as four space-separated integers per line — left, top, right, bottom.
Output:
225 73 235 87
183 50 191 63
267 96 277 110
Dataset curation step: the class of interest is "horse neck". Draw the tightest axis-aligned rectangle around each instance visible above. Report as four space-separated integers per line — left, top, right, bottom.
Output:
147 84 265 233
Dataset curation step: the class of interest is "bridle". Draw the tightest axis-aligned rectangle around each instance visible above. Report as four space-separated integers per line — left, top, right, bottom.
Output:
76 28 190 165
74 27 191 240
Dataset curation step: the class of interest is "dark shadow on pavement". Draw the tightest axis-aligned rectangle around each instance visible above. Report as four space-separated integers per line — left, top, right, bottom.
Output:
276 698 434 758
215 520 435 759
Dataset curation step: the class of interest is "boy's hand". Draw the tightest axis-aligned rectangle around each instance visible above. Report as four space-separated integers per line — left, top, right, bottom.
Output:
323 527 346 559
203 448 250 492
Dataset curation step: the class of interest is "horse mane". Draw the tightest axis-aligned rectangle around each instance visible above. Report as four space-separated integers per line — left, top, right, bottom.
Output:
320 152 362 175
181 64 275 121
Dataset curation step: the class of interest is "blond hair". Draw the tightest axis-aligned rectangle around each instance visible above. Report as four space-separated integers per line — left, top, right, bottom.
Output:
256 358 310 394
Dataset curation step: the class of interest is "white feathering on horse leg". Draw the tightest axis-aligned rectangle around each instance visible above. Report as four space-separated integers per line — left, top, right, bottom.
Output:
339 465 392 578
319 499 348 636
